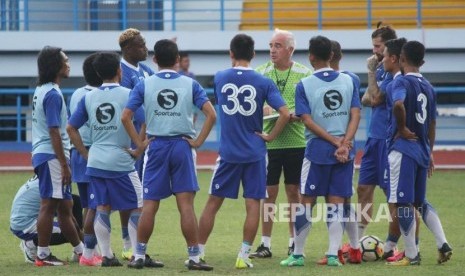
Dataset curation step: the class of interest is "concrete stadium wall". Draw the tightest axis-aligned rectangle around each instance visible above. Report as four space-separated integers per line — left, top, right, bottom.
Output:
0 28 464 88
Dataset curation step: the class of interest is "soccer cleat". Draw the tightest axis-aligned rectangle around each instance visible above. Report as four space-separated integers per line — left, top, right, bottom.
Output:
348 247 362 264
327 255 343 267
101 255 123 267
35 254 66 266
186 259 214 271
19 240 36 264
437 243 452 264
143 254 164 268
386 255 420 266
280 255 304 267
386 250 405 262
121 248 132 260
288 242 294 256
127 258 144 269
79 255 102 266
341 243 351 258
317 250 345 265
249 243 272 258
236 257 254 269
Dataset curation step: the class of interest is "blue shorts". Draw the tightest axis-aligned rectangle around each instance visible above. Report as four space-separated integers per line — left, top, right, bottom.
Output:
358 138 388 189
90 171 142 210
11 221 60 241
76 182 96 209
34 159 72 200
386 150 427 205
143 137 199 200
209 157 267 199
300 158 354 197
70 148 90 183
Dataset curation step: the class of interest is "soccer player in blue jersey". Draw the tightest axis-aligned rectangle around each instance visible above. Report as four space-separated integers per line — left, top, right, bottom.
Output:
385 40 452 266
67 52 150 267
312 40 362 265
32 46 84 266
118 28 154 259
357 24 403 260
122 39 216 271
197 34 289 269
10 175 84 263
69 53 102 266
280 35 361 267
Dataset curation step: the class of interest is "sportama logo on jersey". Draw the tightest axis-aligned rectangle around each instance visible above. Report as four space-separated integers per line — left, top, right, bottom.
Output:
96 103 115 124
157 89 178 110
323 90 342 110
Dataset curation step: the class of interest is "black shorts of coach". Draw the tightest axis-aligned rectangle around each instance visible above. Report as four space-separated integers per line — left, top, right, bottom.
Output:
266 148 305 186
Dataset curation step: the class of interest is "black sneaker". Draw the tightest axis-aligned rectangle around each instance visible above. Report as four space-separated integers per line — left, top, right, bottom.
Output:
381 250 394 260
35 253 66 266
438 243 452 264
101 255 123 267
250 243 272 258
186 259 213 271
127 258 144 269
288 242 294 256
144 254 164 268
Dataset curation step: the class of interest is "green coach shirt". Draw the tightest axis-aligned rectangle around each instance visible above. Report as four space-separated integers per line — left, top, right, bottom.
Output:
256 61 312 149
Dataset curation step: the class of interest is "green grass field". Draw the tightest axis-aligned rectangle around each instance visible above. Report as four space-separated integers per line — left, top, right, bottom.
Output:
2 171 464 275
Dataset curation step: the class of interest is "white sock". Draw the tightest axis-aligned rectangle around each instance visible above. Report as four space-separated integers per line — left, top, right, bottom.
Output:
94 210 113 258
421 202 448 248
199 244 205 257
294 207 311 256
288 237 294 247
358 222 367 239
398 206 417 259
37 246 50 259
238 242 251 259
261 236 271 248
129 211 141 255
345 204 359 249
73 241 84 255
327 205 344 256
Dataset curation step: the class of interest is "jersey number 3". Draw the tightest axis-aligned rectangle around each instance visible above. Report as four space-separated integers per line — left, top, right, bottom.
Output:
415 93 427 124
221 83 257 116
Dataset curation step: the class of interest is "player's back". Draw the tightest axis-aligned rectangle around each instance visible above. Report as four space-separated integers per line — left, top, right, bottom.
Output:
84 85 134 173
214 67 284 163
69 86 94 146
391 73 436 167
10 176 40 231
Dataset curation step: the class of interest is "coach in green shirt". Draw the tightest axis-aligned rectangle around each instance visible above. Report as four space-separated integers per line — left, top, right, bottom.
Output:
251 29 312 258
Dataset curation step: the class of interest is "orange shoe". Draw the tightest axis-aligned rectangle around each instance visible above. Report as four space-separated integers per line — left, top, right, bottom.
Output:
386 250 405 262
348 247 362 264
341 243 351 258
317 250 345 265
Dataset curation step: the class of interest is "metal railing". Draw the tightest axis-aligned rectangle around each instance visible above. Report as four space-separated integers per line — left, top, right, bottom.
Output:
1 0 465 31
0 87 464 151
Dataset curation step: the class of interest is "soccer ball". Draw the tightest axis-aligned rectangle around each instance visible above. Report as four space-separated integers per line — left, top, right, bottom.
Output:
359 235 384 261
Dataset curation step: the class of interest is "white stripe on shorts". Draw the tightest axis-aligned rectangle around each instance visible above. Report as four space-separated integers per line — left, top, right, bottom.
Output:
300 157 310 195
192 148 197 176
209 156 221 195
388 150 402 203
48 159 65 199
128 171 143 208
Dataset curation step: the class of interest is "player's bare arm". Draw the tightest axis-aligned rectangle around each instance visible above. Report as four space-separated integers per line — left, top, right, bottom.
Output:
66 124 88 160
256 105 290 142
393 100 418 140
362 55 384 107
300 113 342 148
49 127 71 185
184 101 217 148
428 119 437 177
121 108 146 159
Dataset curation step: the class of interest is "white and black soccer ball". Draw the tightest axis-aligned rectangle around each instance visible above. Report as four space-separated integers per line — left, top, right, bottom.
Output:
359 235 384 261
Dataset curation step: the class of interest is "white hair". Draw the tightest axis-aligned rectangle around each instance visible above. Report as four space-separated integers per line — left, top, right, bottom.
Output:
273 28 296 49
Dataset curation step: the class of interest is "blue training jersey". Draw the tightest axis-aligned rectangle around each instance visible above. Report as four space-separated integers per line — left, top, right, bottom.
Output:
214 67 286 163
296 68 361 164
68 84 135 177
31 83 70 168
126 70 208 138
69 85 95 147
389 73 437 168
368 64 392 139
385 72 402 150
10 175 40 231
